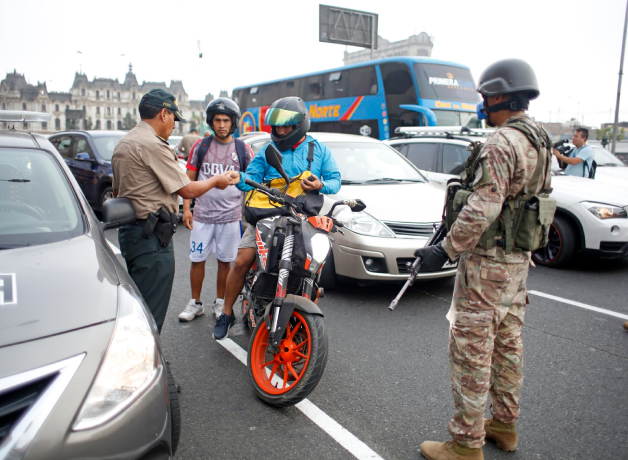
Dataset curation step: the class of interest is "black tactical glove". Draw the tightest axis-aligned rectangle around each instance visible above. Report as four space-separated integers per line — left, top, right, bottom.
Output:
413 242 450 272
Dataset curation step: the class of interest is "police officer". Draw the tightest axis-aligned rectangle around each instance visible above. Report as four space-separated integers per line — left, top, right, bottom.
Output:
112 88 230 333
415 60 552 460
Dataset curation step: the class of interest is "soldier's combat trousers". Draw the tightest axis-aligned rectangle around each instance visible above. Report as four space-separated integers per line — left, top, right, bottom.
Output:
446 253 529 449
118 225 175 333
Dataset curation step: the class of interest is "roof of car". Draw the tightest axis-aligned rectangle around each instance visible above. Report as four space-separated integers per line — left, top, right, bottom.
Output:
0 130 55 149
50 130 128 138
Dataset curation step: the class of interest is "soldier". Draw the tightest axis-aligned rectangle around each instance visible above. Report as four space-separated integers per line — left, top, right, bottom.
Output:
176 128 201 160
112 88 230 332
415 60 553 460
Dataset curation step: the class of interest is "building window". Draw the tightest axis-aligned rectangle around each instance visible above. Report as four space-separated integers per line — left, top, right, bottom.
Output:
2 103 5 110
96 90 100 99
82 105 86 113
117 92 121 100
42 122 48 130
55 104 59 112
95 120 101 129
107 107 111 115
117 107 121 115
42 104 46 111
23 121 28 128
23 103 27 110
117 120 122 130
81 88 85 96
106 120 112 130
55 118 61 129
66 105 69 111
96 107 100 114
107 90 110 99
132 92 136 99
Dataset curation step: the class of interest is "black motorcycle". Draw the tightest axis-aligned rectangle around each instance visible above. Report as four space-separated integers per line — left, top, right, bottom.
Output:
241 146 365 407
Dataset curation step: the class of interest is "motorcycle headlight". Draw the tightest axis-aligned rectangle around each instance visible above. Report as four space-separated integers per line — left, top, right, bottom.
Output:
582 201 628 220
334 206 393 238
73 284 158 431
308 232 331 273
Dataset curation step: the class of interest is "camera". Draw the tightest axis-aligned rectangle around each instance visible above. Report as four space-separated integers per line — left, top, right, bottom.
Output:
553 139 572 155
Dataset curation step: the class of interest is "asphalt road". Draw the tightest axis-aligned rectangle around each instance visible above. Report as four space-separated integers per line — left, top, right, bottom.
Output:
106 227 628 460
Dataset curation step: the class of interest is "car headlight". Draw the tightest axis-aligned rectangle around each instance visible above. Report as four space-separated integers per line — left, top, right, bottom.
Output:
73 284 158 431
308 232 331 273
334 206 393 237
582 201 628 220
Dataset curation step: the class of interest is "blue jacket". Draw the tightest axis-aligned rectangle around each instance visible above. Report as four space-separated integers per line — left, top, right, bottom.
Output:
236 135 341 195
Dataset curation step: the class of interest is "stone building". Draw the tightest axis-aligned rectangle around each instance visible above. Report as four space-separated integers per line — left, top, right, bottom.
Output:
0 65 213 134
343 32 434 65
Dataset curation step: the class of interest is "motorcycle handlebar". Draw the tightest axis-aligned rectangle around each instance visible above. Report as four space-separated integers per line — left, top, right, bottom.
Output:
244 178 295 208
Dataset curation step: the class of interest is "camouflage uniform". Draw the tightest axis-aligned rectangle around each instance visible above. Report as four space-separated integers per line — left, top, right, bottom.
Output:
441 114 546 449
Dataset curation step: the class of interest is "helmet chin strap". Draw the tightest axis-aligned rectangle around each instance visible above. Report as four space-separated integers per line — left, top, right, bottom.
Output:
482 96 529 127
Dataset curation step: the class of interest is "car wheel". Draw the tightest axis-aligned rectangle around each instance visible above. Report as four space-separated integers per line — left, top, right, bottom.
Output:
318 250 336 290
99 186 114 210
532 215 576 267
165 362 181 456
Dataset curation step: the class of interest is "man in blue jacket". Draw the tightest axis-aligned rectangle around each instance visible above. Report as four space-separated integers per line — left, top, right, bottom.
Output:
213 96 341 340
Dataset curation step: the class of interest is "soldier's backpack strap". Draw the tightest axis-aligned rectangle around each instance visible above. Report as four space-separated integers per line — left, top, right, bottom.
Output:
194 135 213 182
234 138 249 173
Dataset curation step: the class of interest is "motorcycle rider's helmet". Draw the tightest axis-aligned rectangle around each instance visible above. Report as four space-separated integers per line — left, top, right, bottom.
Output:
265 97 310 151
477 59 539 124
206 97 241 135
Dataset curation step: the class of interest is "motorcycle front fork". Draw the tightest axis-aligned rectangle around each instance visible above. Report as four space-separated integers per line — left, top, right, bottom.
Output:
268 223 295 351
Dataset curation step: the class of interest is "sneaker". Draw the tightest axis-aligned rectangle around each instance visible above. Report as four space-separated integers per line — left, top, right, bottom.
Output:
213 298 225 319
213 313 236 340
178 299 204 322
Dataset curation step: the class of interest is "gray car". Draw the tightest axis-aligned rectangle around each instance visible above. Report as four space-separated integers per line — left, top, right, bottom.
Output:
0 112 180 459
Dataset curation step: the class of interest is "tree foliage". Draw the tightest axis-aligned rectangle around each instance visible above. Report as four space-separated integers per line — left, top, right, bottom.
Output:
596 126 626 145
122 112 136 130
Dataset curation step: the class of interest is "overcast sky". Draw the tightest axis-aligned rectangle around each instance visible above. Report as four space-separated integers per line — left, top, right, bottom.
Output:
1 0 627 129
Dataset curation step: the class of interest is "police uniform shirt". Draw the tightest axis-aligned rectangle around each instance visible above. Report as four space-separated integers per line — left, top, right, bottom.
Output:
112 121 190 219
178 133 201 156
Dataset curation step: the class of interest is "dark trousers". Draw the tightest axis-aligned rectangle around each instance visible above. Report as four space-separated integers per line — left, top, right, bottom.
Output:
118 225 175 333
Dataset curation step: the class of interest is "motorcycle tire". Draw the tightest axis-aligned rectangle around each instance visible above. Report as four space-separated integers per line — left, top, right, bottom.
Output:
247 310 328 408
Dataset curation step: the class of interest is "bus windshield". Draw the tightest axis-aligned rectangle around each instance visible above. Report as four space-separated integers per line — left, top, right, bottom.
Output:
414 63 479 103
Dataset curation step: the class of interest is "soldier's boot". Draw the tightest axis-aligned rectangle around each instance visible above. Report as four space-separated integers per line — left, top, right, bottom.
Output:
484 418 518 452
420 440 483 460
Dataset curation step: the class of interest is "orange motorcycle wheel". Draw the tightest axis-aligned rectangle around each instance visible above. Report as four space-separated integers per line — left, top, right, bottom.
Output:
247 310 327 407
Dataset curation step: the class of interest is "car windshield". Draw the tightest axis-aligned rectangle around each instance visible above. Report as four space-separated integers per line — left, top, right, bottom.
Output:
593 146 625 166
92 135 124 162
0 148 84 248
327 142 427 183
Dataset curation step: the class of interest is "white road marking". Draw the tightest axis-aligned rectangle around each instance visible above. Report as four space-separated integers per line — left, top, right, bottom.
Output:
217 338 385 460
528 290 628 320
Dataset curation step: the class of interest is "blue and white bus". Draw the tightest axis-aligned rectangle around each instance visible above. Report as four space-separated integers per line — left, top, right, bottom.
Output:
232 57 480 140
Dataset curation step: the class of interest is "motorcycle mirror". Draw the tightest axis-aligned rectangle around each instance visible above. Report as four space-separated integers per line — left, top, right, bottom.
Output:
351 199 366 212
265 144 290 185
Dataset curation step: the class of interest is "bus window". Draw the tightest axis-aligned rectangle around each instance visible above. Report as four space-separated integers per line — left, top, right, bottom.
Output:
414 63 478 103
304 75 323 100
258 83 280 106
281 80 299 98
323 72 347 99
380 62 418 135
348 66 378 97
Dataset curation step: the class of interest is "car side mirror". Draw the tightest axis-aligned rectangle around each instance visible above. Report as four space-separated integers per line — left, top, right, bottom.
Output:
265 144 290 185
351 199 366 212
101 197 136 230
75 152 92 161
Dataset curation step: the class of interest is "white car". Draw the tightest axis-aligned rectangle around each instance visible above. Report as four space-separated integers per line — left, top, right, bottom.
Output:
386 127 628 267
240 132 457 287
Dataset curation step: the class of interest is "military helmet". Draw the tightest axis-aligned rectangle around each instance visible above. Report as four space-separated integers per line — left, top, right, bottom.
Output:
206 97 241 135
477 59 540 100
265 97 310 151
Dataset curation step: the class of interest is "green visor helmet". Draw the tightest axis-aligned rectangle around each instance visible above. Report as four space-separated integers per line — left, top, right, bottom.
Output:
265 97 310 151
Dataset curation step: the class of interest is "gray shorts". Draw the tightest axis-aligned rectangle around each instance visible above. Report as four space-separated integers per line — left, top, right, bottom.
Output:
238 225 256 249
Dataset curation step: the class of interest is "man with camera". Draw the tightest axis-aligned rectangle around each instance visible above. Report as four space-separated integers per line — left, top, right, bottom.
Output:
553 128 595 177
112 89 231 332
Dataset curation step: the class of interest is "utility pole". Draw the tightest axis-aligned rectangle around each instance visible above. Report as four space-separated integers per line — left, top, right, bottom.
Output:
612 0 628 154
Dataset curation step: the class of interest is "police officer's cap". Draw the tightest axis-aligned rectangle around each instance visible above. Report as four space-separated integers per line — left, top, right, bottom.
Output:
140 89 187 122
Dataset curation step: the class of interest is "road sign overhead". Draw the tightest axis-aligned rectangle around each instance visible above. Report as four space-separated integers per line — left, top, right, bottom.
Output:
319 4 378 49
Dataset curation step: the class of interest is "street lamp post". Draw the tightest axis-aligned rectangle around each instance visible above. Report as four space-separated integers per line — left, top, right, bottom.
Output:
612 0 628 154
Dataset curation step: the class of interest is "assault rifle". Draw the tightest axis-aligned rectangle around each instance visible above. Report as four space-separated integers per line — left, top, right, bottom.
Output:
388 222 448 311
